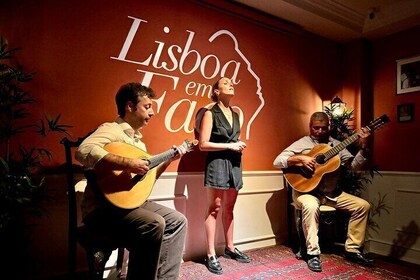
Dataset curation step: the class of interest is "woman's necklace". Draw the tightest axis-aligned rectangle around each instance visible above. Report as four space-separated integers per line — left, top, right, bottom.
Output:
221 106 233 125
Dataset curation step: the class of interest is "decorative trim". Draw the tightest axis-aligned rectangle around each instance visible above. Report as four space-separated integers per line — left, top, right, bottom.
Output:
160 170 420 177
152 170 285 201
239 188 284 195
195 0 303 35
149 194 187 201
372 239 420 252
368 240 420 264
396 189 420 194
159 170 283 177
283 0 364 32
216 234 279 251
232 234 278 245
395 227 420 235
373 171 420 176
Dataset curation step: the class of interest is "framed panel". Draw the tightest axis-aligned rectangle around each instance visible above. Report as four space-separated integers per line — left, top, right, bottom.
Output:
396 55 420 95
397 103 414 123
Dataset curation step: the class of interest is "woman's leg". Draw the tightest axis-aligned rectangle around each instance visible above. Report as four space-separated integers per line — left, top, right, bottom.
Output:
221 189 250 263
222 188 238 251
205 188 224 257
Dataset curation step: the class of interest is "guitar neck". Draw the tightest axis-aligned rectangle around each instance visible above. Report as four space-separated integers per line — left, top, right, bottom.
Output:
323 133 360 161
148 148 178 169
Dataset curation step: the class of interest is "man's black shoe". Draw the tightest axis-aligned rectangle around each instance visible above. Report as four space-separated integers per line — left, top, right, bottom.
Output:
224 248 251 263
307 255 322 272
344 251 375 267
205 255 223 274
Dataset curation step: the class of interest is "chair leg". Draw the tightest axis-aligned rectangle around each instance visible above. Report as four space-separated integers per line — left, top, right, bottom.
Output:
295 209 307 260
319 210 337 252
68 235 77 279
116 247 125 278
87 250 112 280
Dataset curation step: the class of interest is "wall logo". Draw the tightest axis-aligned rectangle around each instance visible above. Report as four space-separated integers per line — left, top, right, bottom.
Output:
111 16 264 140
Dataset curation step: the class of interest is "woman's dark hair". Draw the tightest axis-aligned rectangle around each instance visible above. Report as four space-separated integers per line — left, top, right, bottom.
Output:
210 77 224 102
115 83 155 117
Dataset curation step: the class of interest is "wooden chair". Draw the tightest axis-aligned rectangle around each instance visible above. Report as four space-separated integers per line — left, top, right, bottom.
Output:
61 136 125 279
286 180 337 259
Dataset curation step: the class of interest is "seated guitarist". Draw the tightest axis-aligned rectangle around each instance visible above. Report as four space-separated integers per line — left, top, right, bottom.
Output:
75 83 187 280
273 112 374 272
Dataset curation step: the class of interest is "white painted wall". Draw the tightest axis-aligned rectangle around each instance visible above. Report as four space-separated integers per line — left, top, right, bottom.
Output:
101 170 420 278
98 170 287 277
364 172 420 265
38 170 419 278
150 171 287 260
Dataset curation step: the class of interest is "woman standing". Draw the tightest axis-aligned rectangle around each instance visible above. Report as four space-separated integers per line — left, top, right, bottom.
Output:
198 77 250 275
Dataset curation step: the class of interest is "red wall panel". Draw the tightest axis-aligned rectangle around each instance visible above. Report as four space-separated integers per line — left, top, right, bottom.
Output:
0 0 342 172
372 26 420 172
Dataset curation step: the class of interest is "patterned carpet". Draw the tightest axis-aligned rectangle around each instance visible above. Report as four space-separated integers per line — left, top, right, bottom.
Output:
179 245 416 280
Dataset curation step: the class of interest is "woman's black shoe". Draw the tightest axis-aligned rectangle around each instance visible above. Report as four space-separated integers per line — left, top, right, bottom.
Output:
224 248 251 263
205 255 223 274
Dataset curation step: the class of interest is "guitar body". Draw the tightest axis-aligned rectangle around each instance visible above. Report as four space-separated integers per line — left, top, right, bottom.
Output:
284 144 341 193
284 114 390 193
96 142 157 209
94 139 197 209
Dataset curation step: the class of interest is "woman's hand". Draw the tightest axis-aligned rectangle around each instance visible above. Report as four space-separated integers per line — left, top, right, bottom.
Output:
230 141 246 152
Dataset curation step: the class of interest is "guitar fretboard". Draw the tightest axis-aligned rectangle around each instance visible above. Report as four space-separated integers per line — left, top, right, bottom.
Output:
323 133 360 161
148 149 177 169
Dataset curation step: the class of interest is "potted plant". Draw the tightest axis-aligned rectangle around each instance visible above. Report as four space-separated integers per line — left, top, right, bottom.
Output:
0 36 71 277
324 104 391 241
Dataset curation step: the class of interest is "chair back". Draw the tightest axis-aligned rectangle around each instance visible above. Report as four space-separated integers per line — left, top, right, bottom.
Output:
60 135 90 278
61 134 126 279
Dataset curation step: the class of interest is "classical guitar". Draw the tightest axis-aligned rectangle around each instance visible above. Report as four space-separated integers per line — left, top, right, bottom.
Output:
284 114 390 193
95 139 198 209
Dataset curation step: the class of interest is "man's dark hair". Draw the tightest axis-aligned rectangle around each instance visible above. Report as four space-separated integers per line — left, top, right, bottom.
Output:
115 83 155 117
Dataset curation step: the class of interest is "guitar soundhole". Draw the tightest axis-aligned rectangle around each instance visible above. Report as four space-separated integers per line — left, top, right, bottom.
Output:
315 154 326 164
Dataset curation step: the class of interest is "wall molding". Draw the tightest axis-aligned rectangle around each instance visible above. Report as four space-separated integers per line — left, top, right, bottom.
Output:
396 189 420 194
366 171 420 265
367 239 420 265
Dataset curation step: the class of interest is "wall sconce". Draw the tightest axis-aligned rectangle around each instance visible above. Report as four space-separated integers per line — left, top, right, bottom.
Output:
326 96 346 116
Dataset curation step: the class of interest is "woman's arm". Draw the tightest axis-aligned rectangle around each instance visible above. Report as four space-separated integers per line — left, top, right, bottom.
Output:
198 110 245 152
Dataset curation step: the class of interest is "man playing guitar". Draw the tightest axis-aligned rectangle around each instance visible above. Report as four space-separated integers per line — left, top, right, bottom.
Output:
76 83 187 280
273 112 374 272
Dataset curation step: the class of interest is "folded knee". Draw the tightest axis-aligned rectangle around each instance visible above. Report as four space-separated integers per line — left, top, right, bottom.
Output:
302 202 320 214
208 205 221 216
146 216 166 237
361 200 371 211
